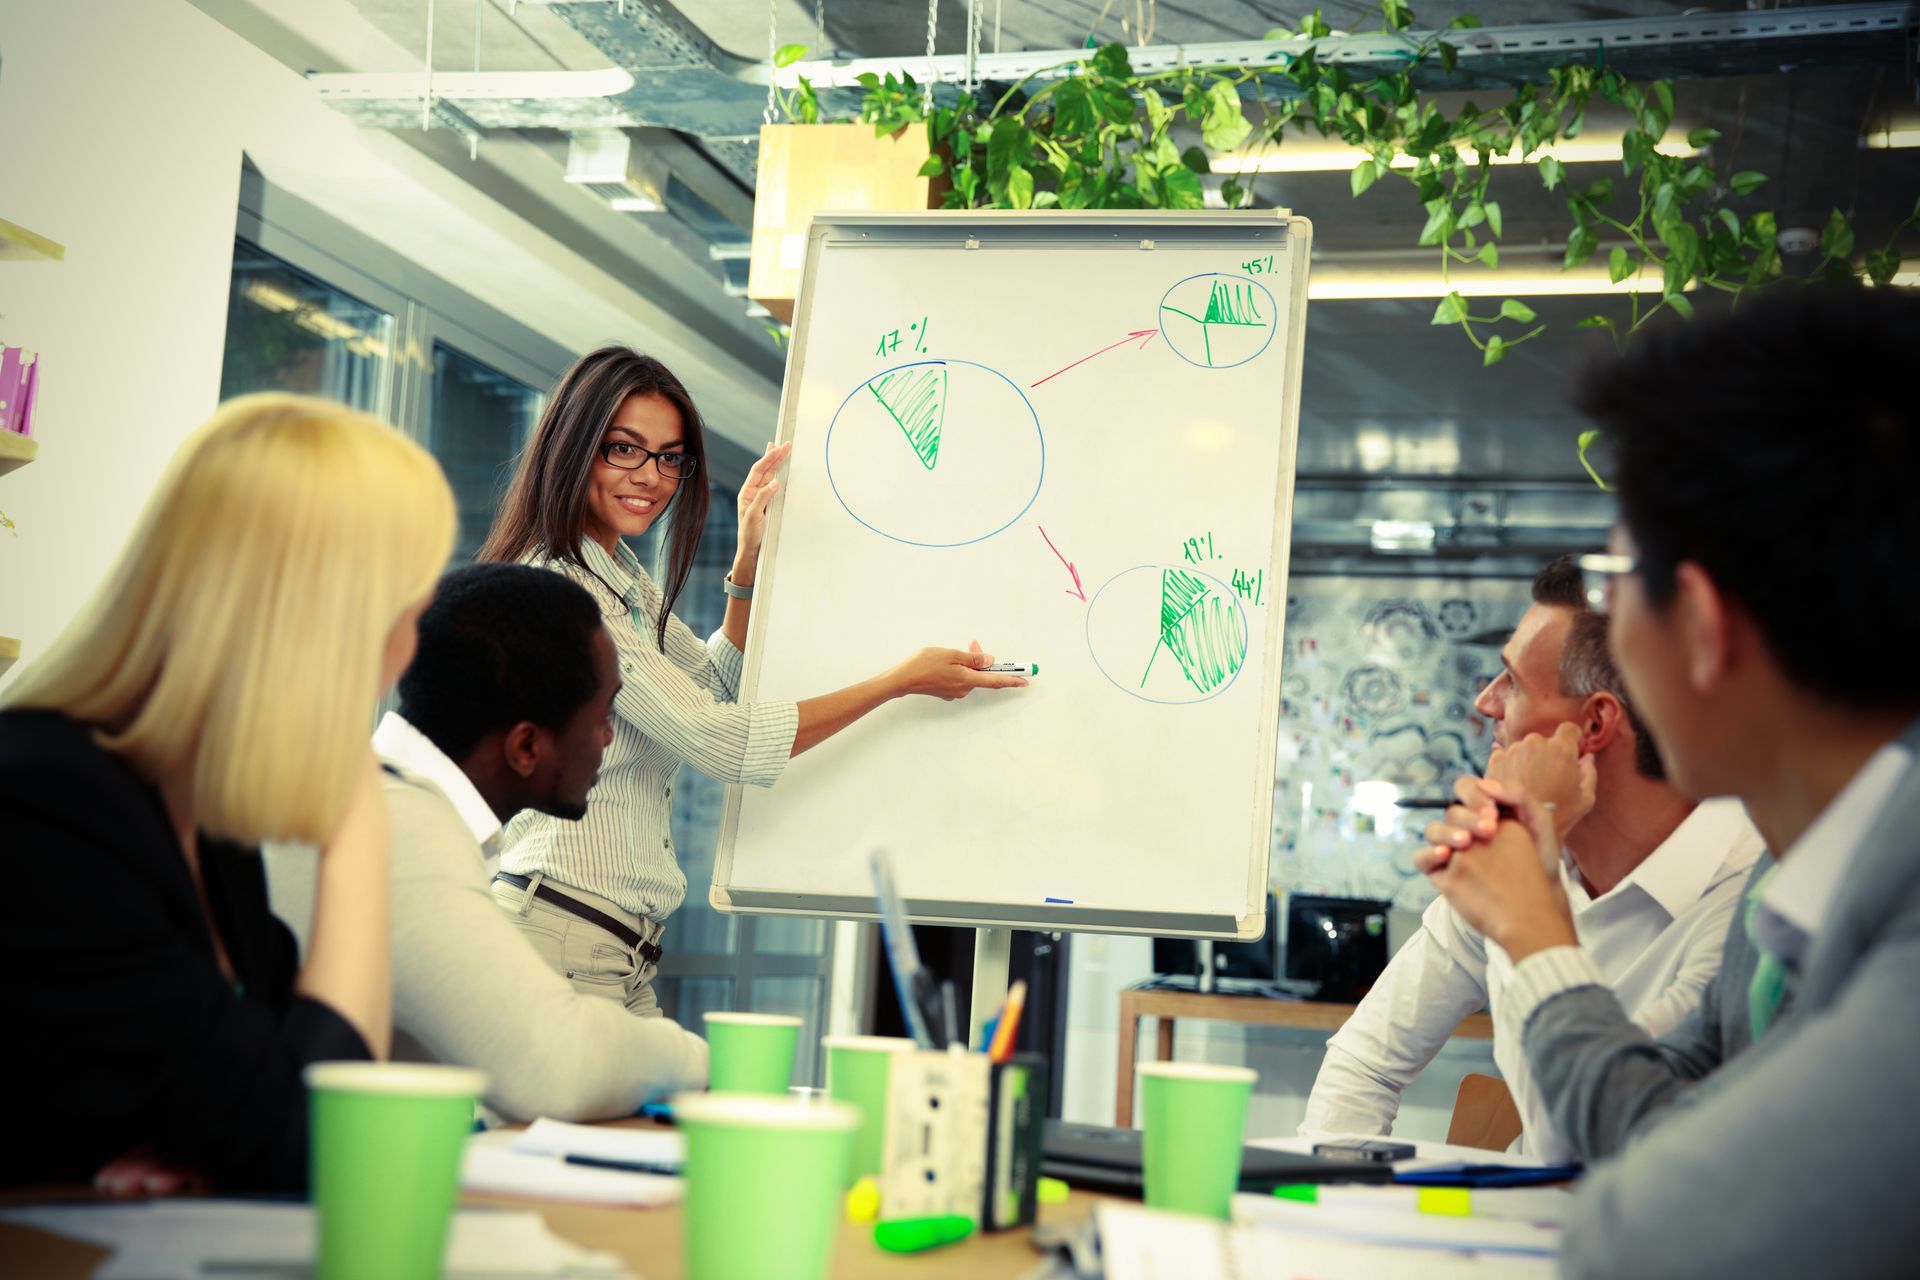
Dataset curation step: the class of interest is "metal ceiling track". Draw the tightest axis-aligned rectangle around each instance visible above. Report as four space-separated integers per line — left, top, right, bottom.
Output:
310 1 1916 180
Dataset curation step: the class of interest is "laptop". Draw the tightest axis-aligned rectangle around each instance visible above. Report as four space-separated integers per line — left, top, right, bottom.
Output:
1041 1120 1395 1195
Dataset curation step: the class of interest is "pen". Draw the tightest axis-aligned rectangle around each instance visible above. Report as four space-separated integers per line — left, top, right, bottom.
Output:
980 662 1038 675
1393 798 1458 809
562 1153 683 1177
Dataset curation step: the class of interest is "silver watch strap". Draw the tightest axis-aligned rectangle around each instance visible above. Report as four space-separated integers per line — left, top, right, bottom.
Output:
723 575 754 599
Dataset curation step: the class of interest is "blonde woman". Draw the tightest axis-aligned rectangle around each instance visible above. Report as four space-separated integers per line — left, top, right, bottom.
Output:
0 394 454 1193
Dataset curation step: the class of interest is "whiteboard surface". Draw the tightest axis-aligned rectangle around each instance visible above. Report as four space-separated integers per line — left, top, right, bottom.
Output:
714 212 1309 938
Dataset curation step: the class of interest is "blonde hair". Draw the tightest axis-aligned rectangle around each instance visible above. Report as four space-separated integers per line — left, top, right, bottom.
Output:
4 394 455 846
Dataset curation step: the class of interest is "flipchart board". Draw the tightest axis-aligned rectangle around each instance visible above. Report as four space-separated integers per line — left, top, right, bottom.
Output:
712 211 1310 938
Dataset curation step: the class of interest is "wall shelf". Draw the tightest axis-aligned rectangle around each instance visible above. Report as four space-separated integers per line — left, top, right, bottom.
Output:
0 636 19 678
0 433 36 477
0 218 65 263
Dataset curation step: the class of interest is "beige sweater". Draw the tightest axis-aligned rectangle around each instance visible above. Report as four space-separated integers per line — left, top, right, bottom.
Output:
265 762 708 1122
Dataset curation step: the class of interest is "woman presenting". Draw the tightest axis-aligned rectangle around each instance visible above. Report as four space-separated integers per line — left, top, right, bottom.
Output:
479 345 1023 1014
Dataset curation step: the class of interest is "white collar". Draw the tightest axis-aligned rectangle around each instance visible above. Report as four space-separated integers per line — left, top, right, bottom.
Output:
371 711 503 847
1760 741 1914 943
1563 796 1761 919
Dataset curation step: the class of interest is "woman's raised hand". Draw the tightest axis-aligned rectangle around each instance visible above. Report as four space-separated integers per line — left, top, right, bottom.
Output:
734 440 793 575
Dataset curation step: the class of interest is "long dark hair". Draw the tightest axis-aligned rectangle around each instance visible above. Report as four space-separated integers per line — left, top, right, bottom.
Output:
479 346 711 652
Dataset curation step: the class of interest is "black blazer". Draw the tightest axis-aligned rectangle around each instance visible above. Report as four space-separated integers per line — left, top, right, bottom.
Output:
0 708 369 1191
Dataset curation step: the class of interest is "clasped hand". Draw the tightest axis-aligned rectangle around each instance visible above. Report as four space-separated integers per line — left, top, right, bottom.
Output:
1413 723 1594 961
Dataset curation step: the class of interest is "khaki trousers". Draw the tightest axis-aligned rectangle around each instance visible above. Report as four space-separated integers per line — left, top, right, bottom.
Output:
491 871 664 1018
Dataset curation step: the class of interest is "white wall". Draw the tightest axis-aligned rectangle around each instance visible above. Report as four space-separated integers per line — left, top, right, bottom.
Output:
1061 928 1496 1141
0 0 777 688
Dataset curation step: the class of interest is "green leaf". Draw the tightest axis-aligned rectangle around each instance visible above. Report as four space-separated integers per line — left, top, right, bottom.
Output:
1478 241 1500 268
1652 181 1679 228
1686 126 1722 148
1007 164 1034 210
1538 154 1567 191
1431 291 1469 325
1180 145 1212 174
1053 78 1097 136
1609 245 1635 283
1499 298 1537 324
1565 224 1600 269
1090 43 1133 80
1350 160 1379 197
1438 41 1459 74
1300 8 1332 39
1450 14 1483 28
1141 87 1170 136
1575 315 1613 330
1621 130 1653 174
1665 291 1695 319
1865 247 1900 286
1483 200 1503 239
1381 0 1414 31
1160 165 1205 209
1729 170 1768 196
987 116 1026 179
1581 178 1614 204
1221 177 1247 209
774 42 809 68
1715 208 1741 239
1653 81 1676 122
1483 335 1508 367
1563 107 1586 140
1094 82 1137 126
854 71 880 90
917 155 945 178
1202 80 1252 152
1577 428 1614 491
1819 207 1855 260
1418 201 1455 247
1677 163 1713 196
1459 202 1486 229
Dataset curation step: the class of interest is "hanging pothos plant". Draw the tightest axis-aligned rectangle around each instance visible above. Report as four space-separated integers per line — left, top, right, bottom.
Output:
770 0 1917 383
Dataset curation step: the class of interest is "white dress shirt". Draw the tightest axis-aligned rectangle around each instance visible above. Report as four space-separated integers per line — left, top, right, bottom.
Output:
1302 797 1764 1161
500 538 799 919
266 713 709 1121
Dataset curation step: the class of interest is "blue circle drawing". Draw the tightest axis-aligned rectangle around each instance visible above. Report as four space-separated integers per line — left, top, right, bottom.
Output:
1085 564 1252 705
824 358 1045 548
1157 273 1279 370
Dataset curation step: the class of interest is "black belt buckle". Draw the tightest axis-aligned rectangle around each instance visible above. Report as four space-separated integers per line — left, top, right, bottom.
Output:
639 938 664 967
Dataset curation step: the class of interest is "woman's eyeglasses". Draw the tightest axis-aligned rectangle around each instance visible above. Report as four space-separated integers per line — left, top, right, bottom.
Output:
599 440 698 480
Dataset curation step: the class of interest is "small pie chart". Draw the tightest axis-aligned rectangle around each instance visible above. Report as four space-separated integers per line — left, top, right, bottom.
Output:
1086 564 1250 704
1158 273 1278 370
825 358 1044 548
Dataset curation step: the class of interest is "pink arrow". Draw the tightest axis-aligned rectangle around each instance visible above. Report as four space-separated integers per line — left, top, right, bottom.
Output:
1029 328 1159 388
1038 525 1087 602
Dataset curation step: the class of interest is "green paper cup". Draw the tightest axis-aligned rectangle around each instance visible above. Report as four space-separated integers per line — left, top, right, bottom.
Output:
305 1061 488 1280
703 1012 802 1095
1138 1061 1256 1220
822 1034 916 1182
675 1093 858 1280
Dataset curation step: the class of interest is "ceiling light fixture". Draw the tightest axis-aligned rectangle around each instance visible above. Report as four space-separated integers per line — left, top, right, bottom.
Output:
1858 126 1920 150
1306 268 1919 301
1211 136 1699 175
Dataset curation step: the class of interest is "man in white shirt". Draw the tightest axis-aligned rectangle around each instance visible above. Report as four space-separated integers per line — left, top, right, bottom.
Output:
269 564 707 1121
1302 556 1762 1159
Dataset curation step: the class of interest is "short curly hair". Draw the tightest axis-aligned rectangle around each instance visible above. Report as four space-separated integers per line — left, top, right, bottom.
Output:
398 563 606 760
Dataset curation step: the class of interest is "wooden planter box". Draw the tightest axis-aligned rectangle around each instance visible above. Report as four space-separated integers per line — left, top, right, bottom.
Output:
749 123 942 323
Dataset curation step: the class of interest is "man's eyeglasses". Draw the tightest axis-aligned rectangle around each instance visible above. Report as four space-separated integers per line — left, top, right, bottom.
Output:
598 440 698 480
1576 552 1637 614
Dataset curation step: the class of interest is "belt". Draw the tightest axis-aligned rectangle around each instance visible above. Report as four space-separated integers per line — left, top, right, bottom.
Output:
494 872 664 966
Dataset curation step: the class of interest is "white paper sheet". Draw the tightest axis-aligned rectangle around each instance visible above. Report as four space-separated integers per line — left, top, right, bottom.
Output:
0 1201 629 1279
464 1128 682 1207
510 1118 685 1166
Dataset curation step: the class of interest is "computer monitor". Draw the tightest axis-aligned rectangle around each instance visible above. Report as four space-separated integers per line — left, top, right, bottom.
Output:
1151 893 1280 985
1283 894 1391 1004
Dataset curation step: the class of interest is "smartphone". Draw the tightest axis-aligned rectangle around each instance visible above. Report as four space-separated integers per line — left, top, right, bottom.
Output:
1313 1138 1416 1163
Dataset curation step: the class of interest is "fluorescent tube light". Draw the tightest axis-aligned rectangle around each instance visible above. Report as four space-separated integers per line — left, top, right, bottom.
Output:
1212 136 1698 175
1858 126 1920 150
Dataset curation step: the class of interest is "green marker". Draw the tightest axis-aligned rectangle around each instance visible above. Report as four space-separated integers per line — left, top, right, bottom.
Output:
982 662 1037 676
873 1215 975 1253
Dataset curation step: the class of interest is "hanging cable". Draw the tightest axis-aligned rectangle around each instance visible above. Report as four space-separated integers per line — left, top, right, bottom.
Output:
765 0 779 123
965 0 981 97
423 0 436 131
816 0 827 55
923 0 939 112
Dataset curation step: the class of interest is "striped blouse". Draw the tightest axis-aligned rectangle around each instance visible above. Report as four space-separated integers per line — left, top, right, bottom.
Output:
499 538 799 919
